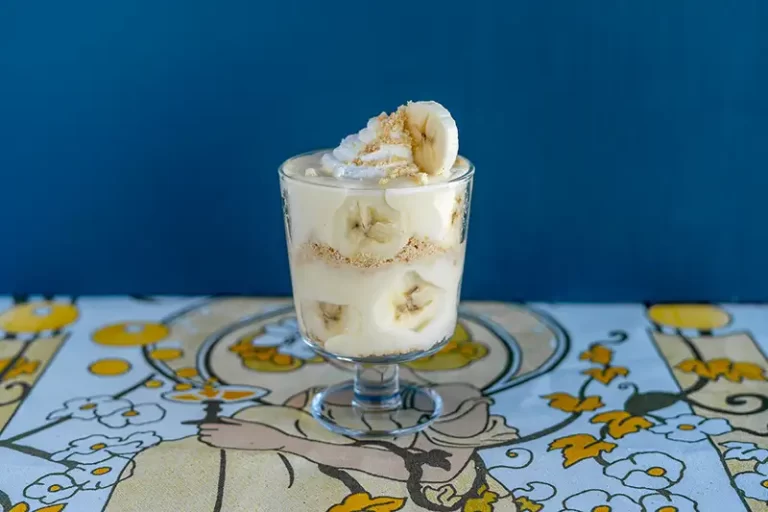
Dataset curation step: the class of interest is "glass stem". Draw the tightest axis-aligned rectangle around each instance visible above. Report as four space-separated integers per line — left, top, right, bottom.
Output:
353 364 402 411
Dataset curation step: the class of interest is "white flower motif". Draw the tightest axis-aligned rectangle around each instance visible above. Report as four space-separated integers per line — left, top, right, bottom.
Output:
252 318 299 346
650 413 731 442
252 318 316 360
66 457 134 490
722 441 768 462
51 431 162 464
99 403 166 428
23 473 79 504
47 396 133 420
735 461 768 501
561 489 640 512
640 492 699 512
604 452 684 490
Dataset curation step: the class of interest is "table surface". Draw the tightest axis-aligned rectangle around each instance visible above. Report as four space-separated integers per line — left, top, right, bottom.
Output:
1 297 767 511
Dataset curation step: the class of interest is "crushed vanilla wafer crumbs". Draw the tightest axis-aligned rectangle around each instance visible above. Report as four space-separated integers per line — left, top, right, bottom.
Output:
296 237 450 269
339 106 423 185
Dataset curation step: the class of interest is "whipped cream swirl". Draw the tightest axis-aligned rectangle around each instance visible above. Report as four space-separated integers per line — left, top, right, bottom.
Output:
321 107 419 181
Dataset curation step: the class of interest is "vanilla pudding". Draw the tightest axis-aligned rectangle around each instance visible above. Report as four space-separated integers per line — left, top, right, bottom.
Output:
280 101 473 357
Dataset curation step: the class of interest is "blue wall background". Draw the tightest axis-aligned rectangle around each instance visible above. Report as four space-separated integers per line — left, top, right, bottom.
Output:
1 1 767 301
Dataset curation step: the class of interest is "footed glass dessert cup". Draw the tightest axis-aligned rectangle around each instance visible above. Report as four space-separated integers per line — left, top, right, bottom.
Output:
279 151 474 438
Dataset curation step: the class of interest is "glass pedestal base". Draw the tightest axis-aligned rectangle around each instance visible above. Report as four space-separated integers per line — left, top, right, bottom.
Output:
310 363 443 438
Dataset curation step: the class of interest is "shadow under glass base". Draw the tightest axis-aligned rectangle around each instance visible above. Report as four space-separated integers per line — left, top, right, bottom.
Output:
307 337 449 438
311 379 442 438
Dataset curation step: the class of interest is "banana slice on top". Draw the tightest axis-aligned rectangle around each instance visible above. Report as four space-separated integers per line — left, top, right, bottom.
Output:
405 101 459 176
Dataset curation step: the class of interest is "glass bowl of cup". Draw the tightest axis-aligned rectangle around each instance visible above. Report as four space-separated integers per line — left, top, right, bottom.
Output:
279 149 474 438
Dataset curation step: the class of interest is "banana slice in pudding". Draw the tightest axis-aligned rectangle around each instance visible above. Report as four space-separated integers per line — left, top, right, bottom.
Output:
332 197 409 260
385 187 458 244
298 300 361 343
375 271 446 333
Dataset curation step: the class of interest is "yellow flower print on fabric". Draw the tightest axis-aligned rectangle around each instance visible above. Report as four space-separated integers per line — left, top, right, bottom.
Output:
582 366 630 385
648 304 730 331
591 411 653 439
175 367 199 379
148 348 183 361
542 393 604 413
579 343 630 384
463 484 499 512
579 344 613 365
88 359 132 376
327 492 406 512
229 337 302 372
676 358 767 382
92 322 169 346
0 357 40 381
548 433 617 468
0 301 78 333
406 323 489 371
8 503 67 512
514 496 542 512
144 379 164 388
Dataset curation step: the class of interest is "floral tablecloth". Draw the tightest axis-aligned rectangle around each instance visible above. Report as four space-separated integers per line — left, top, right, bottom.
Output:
1 297 768 511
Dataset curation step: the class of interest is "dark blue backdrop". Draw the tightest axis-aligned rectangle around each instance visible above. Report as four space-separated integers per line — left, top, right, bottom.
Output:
1 1 767 300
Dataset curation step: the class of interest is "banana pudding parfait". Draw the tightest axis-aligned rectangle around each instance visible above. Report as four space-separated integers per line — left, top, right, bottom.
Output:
279 100 474 437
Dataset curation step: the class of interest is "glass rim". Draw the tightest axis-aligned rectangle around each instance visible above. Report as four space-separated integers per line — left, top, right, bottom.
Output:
278 149 474 191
